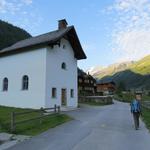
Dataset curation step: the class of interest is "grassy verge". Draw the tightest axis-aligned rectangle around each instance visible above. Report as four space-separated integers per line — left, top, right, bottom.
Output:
142 95 150 101
79 101 113 106
114 93 134 103
141 106 150 131
0 105 72 136
114 93 150 103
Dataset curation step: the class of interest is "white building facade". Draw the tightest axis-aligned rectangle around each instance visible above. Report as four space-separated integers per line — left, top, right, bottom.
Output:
0 20 86 109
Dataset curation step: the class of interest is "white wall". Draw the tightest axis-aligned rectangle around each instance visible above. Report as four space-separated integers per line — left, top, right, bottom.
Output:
0 48 47 109
45 38 78 108
0 39 78 109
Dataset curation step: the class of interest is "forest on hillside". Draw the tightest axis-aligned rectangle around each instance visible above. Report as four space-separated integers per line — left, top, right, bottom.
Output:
0 20 31 50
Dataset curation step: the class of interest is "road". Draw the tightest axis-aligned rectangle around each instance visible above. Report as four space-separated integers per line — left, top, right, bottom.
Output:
7 101 150 150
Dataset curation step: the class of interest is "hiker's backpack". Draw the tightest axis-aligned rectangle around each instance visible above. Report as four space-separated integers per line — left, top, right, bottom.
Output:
131 100 141 113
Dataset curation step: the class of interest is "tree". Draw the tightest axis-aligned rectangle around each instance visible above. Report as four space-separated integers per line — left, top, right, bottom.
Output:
0 20 31 50
116 81 126 94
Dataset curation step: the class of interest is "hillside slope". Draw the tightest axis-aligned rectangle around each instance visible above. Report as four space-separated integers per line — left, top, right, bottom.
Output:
94 55 150 90
93 61 135 79
130 55 150 75
0 20 31 50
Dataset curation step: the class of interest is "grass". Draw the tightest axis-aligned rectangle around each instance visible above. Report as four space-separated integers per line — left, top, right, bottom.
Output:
114 93 134 103
114 93 150 103
130 55 150 75
141 107 150 131
0 105 72 136
142 95 150 101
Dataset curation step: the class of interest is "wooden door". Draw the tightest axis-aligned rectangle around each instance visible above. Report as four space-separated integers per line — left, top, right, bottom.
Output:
61 89 67 106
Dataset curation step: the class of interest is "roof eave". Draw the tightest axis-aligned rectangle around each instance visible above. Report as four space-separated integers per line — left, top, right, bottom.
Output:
67 27 87 60
0 26 87 60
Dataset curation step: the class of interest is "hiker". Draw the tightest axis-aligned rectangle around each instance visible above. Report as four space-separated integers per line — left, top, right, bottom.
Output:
131 93 142 130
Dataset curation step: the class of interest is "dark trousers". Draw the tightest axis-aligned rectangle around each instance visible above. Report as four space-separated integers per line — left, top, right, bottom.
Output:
133 112 140 129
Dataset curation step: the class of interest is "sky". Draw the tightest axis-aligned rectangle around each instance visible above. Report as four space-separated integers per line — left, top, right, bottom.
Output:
0 0 150 70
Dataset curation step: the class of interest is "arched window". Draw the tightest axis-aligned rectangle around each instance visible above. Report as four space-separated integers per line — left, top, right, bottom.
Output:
63 45 66 49
22 75 29 90
3 77 8 91
61 62 66 70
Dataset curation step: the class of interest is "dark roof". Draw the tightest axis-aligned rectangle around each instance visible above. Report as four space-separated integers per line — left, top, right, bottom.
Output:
78 68 96 81
0 26 86 60
78 68 87 76
97 79 115 85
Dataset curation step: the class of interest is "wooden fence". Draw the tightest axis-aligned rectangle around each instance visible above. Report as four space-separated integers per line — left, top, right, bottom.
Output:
10 104 60 132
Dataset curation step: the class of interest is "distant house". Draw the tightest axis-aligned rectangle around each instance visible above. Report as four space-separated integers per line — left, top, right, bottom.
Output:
78 69 97 96
0 19 86 109
97 80 116 95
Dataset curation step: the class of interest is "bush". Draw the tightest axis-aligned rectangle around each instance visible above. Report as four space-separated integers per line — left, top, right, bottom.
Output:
114 92 134 103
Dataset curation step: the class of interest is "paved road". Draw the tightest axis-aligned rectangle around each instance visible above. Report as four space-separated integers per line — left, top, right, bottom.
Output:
7 101 150 150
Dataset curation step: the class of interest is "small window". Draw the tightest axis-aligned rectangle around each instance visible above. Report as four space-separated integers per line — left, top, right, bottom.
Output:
3 77 8 91
61 62 66 70
22 75 29 90
63 45 66 49
70 89 74 98
52 88 57 98
79 79 82 83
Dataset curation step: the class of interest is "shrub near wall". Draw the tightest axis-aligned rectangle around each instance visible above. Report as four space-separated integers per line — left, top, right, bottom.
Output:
114 92 150 103
114 92 134 103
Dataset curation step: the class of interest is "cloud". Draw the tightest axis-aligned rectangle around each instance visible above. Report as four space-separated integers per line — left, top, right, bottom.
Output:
114 29 150 61
15 14 44 35
109 0 150 61
0 0 32 14
22 0 32 5
0 0 43 35
82 43 97 53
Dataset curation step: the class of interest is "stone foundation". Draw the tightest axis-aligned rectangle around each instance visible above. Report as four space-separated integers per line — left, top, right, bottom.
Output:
79 96 113 104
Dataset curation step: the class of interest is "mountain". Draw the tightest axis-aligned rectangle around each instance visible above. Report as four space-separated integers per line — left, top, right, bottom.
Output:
130 55 150 75
92 55 150 90
0 20 31 50
92 61 135 79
